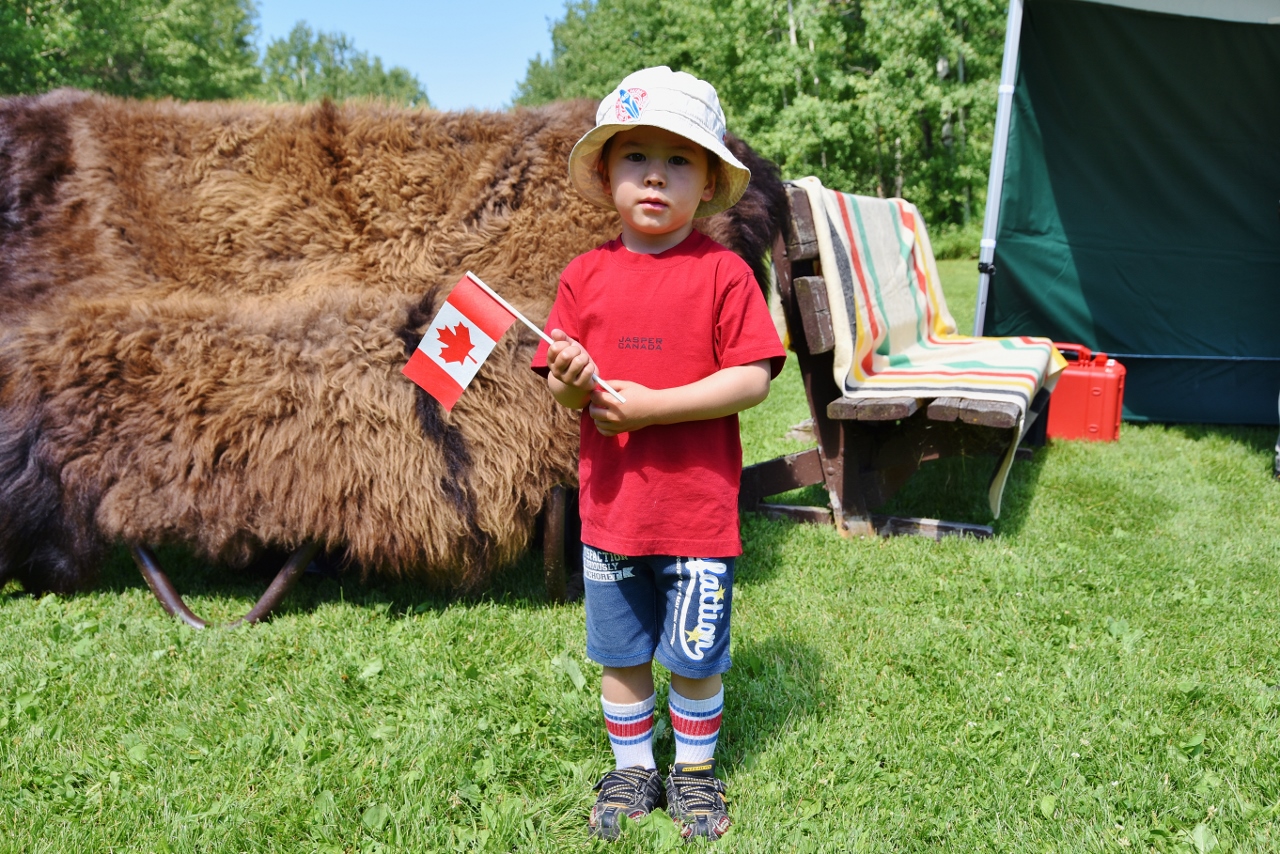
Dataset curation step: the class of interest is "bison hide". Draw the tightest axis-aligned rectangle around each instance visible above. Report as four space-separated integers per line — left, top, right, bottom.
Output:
0 89 788 595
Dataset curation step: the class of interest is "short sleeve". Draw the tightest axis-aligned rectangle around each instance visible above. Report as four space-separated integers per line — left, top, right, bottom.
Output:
714 270 787 378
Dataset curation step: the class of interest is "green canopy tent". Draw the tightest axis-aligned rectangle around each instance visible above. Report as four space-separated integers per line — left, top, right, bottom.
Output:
975 0 1280 425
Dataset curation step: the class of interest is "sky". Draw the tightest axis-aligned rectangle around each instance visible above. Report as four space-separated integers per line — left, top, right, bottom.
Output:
254 0 571 111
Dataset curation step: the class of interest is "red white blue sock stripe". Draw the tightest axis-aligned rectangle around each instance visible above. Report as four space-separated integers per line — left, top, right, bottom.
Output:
602 693 656 770
669 685 723 764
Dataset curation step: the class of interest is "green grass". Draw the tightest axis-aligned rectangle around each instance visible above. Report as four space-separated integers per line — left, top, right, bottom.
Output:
3 265 1280 852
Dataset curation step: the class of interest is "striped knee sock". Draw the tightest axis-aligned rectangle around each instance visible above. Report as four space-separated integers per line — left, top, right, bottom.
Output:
668 685 724 764
601 693 656 770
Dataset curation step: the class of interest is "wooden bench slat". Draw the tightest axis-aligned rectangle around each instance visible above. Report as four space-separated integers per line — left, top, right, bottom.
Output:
927 396 1019 430
869 514 994 540
828 396 920 421
784 186 820 262
792 275 834 354
739 448 825 509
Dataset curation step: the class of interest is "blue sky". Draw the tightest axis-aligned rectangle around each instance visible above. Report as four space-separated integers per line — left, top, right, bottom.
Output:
254 1 571 111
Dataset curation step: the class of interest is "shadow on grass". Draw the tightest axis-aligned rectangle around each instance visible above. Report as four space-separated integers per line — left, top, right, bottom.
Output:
89 539 554 624
720 634 828 772
1160 422 1278 472
875 445 1049 537
754 445 1050 537
736 511 807 588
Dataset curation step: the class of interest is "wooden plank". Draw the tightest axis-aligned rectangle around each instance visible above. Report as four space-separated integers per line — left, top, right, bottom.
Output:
792 275 834 354
739 447 825 508
926 397 1019 430
926 396 963 422
542 485 567 603
785 185 820 261
955 399 1019 429
869 514 994 540
753 503 834 525
828 396 920 421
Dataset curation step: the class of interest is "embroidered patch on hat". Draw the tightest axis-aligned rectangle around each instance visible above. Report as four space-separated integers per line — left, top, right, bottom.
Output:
615 87 648 122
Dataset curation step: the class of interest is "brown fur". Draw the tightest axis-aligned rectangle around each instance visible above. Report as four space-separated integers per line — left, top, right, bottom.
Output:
0 90 788 594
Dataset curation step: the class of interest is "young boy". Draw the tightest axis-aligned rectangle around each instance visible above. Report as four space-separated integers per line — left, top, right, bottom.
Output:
532 66 785 841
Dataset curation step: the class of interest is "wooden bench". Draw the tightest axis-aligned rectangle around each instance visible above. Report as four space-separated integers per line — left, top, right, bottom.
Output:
738 185 1048 540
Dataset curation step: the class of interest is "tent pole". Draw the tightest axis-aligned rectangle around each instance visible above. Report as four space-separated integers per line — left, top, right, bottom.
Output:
973 0 1025 335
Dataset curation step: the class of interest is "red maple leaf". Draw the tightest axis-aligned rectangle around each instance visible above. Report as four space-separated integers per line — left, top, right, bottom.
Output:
437 322 477 365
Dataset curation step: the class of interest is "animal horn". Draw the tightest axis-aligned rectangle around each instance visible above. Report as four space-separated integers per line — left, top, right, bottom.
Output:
131 541 320 629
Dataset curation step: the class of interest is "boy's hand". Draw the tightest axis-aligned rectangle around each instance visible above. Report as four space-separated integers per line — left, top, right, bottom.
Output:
547 329 597 391
587 361 772 436
588 380 658 436
546 329 598 410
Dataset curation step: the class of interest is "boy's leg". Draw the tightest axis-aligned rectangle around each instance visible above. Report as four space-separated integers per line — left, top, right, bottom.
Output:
601 663 657 770
667 673 723 765
653 556 734 840
582 547 665 839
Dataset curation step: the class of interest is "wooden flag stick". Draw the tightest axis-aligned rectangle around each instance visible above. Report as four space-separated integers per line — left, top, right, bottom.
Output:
465 271 627 404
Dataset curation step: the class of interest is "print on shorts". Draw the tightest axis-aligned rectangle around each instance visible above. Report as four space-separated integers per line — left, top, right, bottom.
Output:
672 558 728 662
583 547 635 583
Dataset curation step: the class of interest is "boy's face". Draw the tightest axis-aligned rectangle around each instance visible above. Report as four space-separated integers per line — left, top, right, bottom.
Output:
602 126 716 249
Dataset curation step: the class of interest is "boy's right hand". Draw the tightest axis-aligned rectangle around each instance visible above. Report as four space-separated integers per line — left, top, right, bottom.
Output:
546 329 598 410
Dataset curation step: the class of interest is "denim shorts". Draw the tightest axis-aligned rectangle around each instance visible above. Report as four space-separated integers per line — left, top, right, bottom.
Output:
582 544 734 679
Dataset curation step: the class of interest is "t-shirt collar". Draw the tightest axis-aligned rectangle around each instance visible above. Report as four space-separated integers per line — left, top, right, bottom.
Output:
606 229 708 269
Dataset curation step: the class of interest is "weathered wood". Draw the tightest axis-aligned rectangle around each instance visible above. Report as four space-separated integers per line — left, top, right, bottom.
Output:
543 485 567 603
792 275 835 354
956 399 1019 429
753 503 834 525
926 396 964 422
927 396 1019 429
869 515 994 540
739 448 825 509
771 228 849 525
828 396 920 421
785 186 820 261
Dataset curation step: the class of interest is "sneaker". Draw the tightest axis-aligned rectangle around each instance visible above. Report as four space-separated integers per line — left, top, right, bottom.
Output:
665 760 731 840
588 766 664 840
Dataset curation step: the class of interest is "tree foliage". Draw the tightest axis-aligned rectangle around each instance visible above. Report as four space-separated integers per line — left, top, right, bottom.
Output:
0 0 260 100
260 22 428 107
0 3 428 107
517 0 1007 228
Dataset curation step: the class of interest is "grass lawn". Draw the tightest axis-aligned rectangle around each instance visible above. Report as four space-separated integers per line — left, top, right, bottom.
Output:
3 263 1279 852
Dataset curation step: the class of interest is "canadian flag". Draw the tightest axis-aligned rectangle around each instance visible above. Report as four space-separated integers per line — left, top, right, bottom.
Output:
402 273 519 411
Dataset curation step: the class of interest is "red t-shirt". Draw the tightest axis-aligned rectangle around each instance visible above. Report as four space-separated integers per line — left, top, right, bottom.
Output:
532 230 785 557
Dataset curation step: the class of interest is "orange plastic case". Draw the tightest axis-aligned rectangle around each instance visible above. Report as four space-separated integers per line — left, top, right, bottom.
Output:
1046 343 1126 442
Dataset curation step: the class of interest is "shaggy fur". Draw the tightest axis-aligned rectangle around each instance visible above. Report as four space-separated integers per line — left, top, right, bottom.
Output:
0 90 789 594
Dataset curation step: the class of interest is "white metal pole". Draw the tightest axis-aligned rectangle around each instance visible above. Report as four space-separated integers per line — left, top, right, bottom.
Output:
973 0 1025 336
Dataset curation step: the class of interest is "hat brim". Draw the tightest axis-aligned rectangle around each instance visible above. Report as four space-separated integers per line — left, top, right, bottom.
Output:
568 116 751 218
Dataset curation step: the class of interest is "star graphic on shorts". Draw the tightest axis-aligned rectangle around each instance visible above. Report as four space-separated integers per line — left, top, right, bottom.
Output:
713 588 725 601
685 626 704 643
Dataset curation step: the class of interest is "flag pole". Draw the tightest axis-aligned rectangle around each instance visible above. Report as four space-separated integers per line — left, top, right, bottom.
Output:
465 271 626 404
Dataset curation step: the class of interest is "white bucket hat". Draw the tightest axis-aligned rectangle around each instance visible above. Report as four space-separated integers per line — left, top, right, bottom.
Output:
568 66 751 218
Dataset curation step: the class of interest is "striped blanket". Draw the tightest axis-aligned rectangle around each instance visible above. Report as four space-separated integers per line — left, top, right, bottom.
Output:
796 177 1065 517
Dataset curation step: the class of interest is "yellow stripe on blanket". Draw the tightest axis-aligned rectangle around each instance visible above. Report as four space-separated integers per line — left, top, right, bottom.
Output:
796 177 1065 517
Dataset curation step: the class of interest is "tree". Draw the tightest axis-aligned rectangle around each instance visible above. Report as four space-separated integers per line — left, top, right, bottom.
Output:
0 0 260 100
516 0 1006 229
260 22 428 107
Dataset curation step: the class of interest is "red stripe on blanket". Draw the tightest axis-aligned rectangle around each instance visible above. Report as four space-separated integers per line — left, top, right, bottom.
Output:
867 368 1042 382
896 202 937 342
